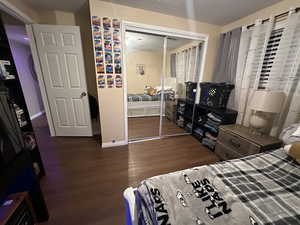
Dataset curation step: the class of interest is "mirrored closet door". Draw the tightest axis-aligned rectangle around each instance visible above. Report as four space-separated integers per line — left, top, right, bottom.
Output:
161 37 203 136
125 27 205 142
126 31 164 140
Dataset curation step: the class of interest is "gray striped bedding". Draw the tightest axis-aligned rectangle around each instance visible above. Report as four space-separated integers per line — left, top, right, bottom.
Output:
135 149 300 225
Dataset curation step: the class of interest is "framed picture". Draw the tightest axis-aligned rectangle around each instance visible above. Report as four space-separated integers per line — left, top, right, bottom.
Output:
136 64 145 76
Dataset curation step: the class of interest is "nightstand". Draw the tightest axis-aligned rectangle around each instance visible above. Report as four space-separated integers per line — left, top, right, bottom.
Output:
215 124 282 160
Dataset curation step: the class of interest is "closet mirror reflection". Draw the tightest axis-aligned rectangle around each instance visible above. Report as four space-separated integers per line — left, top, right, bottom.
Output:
162 38 203 136
126 28 204 142
126 31 164 140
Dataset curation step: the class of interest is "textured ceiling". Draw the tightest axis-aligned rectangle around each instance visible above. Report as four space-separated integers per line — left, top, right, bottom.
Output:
24 0 282 25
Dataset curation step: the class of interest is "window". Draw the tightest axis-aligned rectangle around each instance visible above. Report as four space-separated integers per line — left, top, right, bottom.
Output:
258 27 284 89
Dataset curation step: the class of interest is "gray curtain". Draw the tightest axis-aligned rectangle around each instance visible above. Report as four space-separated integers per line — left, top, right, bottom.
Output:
170 53 176 78
212 27 242 109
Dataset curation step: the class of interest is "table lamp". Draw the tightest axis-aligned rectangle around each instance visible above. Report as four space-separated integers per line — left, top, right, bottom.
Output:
249 90 285 133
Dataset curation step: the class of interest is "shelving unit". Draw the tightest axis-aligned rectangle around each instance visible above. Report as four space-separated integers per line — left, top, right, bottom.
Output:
0 17 45 179
176 98 237 150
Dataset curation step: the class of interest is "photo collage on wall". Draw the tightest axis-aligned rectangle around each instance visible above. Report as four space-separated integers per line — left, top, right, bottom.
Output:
92 16 122 88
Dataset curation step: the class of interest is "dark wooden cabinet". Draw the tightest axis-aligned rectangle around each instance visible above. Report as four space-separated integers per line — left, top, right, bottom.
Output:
0 192 35 225
215 124 283 160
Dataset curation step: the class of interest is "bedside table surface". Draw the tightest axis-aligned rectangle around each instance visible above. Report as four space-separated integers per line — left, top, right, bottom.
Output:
220 124 282 147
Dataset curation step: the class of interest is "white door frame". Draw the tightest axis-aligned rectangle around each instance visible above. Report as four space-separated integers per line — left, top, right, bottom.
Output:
122 21 209 144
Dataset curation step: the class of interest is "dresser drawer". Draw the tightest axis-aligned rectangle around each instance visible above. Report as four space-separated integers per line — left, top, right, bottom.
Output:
218 129 260 156
215 142 243 160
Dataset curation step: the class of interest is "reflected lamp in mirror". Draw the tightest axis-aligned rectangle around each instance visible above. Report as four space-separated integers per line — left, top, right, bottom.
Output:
249 90 285 133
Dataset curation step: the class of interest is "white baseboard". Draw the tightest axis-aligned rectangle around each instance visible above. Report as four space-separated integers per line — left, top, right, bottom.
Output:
102 140 128 148
30 111 45 120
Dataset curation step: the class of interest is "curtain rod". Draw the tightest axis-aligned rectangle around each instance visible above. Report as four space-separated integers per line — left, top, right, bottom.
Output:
246 7 300 29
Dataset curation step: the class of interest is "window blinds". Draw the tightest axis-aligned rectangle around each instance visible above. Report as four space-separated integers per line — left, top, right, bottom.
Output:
258 28 284 89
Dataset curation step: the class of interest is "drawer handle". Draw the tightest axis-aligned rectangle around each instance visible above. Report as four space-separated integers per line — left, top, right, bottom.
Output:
229 138 241 148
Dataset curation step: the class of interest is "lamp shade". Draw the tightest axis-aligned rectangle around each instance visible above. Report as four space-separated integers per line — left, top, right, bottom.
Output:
249 90 285 113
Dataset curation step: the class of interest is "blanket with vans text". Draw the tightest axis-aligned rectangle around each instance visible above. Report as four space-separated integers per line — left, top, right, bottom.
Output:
135 149 300 225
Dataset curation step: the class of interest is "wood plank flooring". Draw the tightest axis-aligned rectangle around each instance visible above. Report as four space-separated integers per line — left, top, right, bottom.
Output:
32 115 218 225
128 116 186 139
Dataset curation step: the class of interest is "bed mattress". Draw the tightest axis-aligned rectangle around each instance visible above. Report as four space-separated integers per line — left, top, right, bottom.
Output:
124 148 300 225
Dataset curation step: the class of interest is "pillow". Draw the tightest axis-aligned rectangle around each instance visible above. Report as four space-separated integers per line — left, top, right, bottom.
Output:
279 123 300 145
284 142 300 163
147 87 157 96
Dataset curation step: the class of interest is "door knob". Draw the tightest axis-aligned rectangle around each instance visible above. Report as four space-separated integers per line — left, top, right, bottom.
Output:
80 92 87 98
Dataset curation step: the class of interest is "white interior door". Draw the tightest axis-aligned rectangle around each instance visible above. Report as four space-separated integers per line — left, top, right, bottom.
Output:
32 24 92 136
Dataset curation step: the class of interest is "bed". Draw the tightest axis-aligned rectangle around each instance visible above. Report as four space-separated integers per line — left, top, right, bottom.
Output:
124 148 300 225
127 91 174 117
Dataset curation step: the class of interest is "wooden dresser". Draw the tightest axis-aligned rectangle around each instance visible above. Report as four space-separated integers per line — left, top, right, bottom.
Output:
215 124 282 161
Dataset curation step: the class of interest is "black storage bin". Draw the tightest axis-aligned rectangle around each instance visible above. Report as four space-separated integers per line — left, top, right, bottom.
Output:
199 82 234 109
185 82 197 102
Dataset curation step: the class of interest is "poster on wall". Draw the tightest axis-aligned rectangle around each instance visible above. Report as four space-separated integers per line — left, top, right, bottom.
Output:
115 75 122 88
105 52 113 64
112 19 121 29
114 53 121 64
104 29 112 40
104 41 112 52
92 16 101 26
107 75 114 88
96 63 104 74
97 75 105 88
96 53 103 63
92 16 122 89
103 17 111 29
106 64 113 73
115 64 122 74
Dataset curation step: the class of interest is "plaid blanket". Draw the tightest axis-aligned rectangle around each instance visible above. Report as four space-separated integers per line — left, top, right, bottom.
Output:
135 149 300 225
210 149 300 225
128 92 174 102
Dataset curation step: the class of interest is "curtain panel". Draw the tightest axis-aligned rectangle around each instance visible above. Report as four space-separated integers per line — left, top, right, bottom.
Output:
267 11 300 136
213 27 242 110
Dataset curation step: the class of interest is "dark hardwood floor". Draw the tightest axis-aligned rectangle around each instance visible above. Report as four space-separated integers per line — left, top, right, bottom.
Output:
32 115 218 225
128 116 186 139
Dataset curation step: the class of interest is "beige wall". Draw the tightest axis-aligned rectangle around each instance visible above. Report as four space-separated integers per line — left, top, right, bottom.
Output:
222 0 300 32
127 50 163 94
54 10 76 25
75 2 97 98
89 0 221 145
